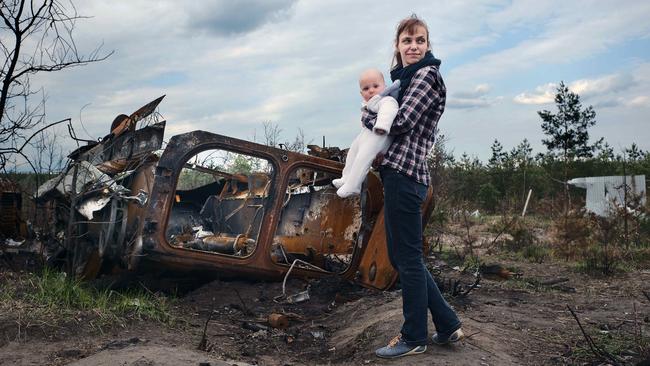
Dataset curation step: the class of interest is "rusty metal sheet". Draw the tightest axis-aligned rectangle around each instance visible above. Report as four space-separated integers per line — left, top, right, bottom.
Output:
77 121 166 170
355 185 434 289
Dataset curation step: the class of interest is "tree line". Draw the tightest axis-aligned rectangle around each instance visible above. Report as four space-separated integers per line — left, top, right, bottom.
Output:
430 82 650 214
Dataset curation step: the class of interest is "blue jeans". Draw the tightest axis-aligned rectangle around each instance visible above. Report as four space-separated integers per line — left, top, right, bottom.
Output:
380 167 461 346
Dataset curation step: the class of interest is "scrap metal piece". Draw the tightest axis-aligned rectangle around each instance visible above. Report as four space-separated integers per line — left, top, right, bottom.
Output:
37 161 119 199
0 178 25 238
274 258 322 304
78 121 166 172
268 313 289 329
110 95 165 138
77 196 111 220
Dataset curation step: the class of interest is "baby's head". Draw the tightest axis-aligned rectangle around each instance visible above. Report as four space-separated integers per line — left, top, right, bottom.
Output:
359 68 386 101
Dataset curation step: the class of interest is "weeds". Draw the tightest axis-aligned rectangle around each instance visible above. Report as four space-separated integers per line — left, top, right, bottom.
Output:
568 302 650 365
493 216 550 263
2 267 173 337
520 244 551 263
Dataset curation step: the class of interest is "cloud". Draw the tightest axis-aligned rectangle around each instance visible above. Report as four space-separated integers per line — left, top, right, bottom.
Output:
7 0 650 169
593 99 622 108
513 83 556 105
453 84 491 98
515 72 642 106
447 84 498 109
448 2 650 84
569 74 635 97
626 95 650 107
447 97 496 109
188 0 297 36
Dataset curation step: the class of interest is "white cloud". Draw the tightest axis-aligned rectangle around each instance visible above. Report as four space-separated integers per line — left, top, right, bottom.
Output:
448 84 500 109
513 83 557 105
514 68 646 107
454 84 491 98
447 97 499 109
625 96 650 107
569 74 635 97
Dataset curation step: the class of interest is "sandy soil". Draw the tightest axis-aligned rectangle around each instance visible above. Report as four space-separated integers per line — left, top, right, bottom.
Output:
2 243 650 365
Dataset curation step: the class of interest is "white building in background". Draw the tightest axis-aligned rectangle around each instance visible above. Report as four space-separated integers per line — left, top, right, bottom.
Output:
567 175 646 217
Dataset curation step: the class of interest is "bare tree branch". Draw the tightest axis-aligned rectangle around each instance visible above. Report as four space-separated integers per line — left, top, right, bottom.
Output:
0 0 112 171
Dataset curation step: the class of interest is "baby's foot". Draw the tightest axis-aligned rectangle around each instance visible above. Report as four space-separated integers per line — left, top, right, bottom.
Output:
332 178 345 189
337 184 360 198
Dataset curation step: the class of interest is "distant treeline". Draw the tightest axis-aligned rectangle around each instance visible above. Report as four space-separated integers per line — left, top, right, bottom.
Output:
429 137 650 214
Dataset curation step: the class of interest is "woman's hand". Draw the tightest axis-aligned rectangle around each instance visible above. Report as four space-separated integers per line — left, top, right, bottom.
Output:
372 152 384 168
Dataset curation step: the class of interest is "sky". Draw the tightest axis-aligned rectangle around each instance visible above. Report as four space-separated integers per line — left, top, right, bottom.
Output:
21 0 650 165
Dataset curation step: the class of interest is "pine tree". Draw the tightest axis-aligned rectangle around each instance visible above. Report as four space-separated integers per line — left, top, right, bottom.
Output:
539 81 602 161
538 81 602 218
488 139 506 169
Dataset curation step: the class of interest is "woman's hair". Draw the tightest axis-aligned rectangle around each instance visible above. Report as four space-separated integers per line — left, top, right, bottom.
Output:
392 14 430 69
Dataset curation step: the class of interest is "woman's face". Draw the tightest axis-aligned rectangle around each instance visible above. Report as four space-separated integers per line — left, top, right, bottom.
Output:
397 26 428 66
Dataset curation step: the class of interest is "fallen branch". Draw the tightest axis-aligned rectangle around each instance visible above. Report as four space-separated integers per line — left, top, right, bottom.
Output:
540 277 569 286
458 273 481 297
566 305 623 366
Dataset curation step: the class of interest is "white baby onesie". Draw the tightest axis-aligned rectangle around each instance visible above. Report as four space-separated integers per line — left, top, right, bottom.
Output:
333 83 400 198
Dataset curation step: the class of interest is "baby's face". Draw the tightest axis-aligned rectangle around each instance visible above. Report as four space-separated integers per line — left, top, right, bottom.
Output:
359 72 386 101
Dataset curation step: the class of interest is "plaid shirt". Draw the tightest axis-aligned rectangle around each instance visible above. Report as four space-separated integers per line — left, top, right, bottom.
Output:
361 66 446 186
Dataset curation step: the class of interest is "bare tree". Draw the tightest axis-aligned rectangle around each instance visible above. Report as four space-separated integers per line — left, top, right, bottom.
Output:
0 0 112 171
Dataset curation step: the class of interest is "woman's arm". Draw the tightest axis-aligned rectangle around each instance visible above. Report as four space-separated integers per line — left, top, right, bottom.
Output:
389 67 444 135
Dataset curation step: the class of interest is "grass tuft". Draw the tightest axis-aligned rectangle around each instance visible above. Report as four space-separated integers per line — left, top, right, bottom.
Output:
17 267 173 328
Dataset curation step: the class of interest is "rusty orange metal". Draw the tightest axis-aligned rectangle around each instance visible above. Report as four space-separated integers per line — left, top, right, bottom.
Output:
37 97 437 291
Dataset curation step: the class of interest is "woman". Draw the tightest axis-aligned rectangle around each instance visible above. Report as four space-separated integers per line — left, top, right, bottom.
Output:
364 15 463 359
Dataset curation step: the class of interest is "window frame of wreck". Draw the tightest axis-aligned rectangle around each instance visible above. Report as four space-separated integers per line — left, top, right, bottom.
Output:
165 146 276 260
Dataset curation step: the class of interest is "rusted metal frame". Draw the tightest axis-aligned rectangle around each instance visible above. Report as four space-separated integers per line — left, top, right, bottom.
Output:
244 191 268 239
273 159 367 279
181 163 245 183
140 130 362 281
140 131 286 278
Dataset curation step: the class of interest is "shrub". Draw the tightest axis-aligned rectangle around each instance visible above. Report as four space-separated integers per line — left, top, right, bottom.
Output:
477 182 501 213
503 217 537 252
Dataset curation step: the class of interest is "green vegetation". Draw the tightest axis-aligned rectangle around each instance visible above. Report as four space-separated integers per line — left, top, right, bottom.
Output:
571 328 650 365
1 268 173 331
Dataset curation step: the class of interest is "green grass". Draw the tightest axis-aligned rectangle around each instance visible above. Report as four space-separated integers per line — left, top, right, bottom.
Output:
570 330 650 364
9 268 174 328
435 247 465 268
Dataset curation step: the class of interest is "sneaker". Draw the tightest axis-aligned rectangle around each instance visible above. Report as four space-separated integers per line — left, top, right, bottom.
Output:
431 328 464 345
375 335 427 359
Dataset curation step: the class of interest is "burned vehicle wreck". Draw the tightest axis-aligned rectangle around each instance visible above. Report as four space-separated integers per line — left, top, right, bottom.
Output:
38 97 435 291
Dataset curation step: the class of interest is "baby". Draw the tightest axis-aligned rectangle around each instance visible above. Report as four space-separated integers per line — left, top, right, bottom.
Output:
333 69 400 198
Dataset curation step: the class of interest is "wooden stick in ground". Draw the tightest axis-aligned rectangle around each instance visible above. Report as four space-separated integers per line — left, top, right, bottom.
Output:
233 288 255 317
197 300 216 351
522 189 533 217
